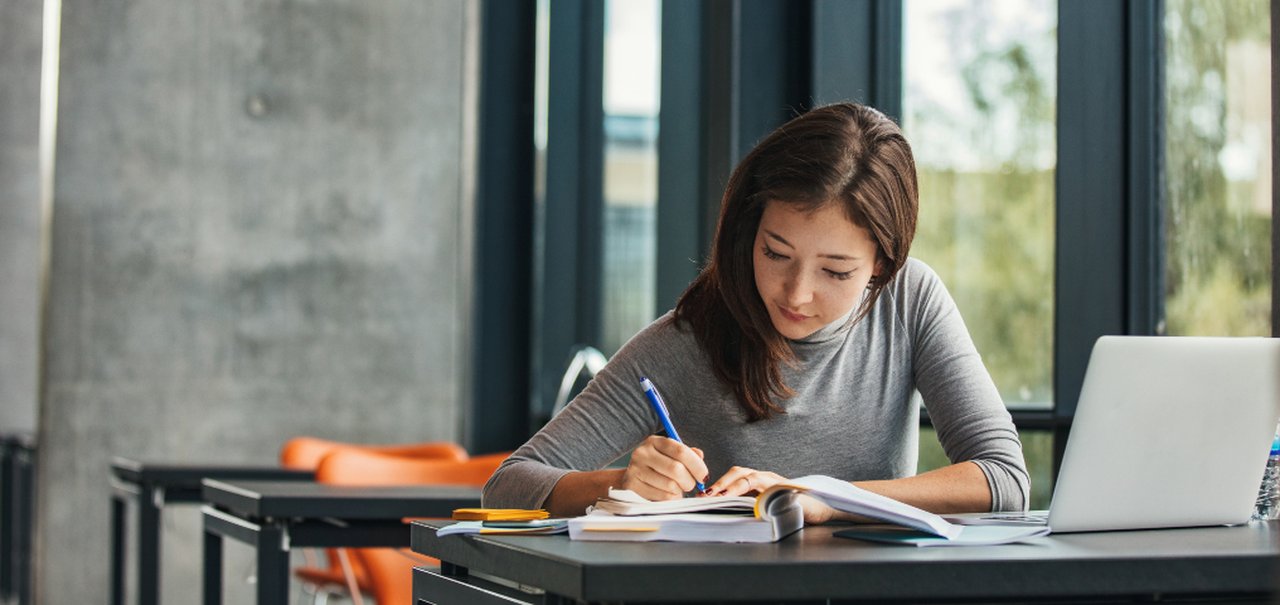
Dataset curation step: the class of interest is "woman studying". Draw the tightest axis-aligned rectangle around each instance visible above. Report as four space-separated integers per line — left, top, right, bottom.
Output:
484 103 1029 523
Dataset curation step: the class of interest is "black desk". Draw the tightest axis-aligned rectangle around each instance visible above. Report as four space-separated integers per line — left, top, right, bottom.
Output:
411 519 1280 604
108 458 312 605
1 432 35 605
201 479 481 605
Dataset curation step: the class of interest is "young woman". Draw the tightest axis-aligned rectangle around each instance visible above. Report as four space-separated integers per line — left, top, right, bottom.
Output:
484 103 1029 523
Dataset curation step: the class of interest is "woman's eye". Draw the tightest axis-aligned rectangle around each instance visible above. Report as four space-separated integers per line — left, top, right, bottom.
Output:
762 245 786 261
825 269 855 281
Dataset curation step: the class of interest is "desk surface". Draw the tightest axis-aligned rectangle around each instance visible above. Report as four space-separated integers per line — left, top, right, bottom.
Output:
111 458 313 487
203 479 482 519
413 520 1280 603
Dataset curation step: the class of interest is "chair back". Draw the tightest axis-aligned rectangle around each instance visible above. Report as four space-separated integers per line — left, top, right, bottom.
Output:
552 344 607 418
278 437 471 603
314 449 512 604
315 448 507 487
279 436 468 470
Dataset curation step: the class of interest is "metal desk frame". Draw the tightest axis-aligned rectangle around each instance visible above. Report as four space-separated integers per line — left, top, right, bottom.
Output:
107 458 312 605
200 479 480 605
0 433 35 605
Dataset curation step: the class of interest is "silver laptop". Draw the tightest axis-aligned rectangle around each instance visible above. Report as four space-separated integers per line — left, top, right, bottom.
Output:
959 336 1280 533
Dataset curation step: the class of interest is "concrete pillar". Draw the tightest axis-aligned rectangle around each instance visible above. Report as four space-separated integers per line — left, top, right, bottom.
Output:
36 1 476 602
0 1 43 435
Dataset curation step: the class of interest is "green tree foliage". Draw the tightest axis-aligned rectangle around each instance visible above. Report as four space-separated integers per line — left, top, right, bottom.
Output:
1163 0 1271 337
905 0 1057 508
909 0 1271 509
907 0 1056 408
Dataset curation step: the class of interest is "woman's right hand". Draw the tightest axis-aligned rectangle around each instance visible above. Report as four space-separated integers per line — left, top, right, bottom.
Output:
617 435 709 501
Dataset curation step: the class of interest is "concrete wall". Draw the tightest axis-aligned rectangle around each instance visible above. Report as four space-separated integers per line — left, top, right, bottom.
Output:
0 1 43 435
36 1 476 602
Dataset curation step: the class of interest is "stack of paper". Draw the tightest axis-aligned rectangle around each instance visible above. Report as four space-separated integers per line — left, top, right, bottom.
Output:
571 489 803 543
569 510 796 543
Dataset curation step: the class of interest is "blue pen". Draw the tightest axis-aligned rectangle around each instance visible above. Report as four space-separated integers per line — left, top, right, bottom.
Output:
639 376 706 492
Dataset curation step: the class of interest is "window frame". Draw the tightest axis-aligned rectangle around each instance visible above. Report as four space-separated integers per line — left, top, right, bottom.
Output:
468 0 537 453
531 0 606 429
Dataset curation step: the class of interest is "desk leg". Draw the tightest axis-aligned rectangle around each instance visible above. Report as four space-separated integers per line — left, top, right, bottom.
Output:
255 523 289 605
110 494 126 605
137 486 161 605
202 527 223 605
440 560 468 578
0 444 13 601
14 448 33 605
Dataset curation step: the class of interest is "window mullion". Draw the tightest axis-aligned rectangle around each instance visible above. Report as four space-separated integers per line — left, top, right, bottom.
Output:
1127 0 1165 337
1055 0 1128 466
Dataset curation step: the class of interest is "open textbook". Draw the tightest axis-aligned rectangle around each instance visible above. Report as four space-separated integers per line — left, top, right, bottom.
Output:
569 475 1048 545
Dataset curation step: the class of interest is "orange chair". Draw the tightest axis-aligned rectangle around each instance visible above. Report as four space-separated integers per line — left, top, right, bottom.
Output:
314 449 511 605
279 436 468 471
278 437 469 603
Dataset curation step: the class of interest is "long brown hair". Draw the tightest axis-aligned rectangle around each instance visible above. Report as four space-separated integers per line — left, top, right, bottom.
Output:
674 103 918 421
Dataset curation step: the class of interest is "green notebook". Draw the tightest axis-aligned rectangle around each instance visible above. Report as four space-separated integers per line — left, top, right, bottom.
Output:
835 524 1050 547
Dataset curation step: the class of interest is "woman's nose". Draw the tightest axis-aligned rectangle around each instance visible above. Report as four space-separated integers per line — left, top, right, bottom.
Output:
783 271 814 307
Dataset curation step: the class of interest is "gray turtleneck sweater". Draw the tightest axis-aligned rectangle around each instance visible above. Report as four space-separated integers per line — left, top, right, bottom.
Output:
483 258 1030 512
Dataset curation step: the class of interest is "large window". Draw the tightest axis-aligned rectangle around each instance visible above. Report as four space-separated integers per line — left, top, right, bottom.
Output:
527 0 663 425
500 1 1276 477
601 0 661 354
903 0 1057 508
903 0 1057 411
1162 0 1271 337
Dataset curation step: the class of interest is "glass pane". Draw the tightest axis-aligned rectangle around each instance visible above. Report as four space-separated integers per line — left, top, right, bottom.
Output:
902 0 1058 410
600 0 661 355
1162 0 1271 336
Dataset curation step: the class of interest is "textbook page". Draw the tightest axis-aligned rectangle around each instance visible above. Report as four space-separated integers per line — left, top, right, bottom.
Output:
590 489 755 515
759 475 963 540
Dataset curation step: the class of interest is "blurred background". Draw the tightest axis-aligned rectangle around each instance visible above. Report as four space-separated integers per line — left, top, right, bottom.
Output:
0 0 1273 602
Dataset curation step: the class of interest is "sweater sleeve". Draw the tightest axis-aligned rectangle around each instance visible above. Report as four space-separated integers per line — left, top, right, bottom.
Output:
481 316 677 509
902 260 1031 512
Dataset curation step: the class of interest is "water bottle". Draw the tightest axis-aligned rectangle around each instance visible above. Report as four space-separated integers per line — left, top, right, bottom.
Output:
1253 421 1280 521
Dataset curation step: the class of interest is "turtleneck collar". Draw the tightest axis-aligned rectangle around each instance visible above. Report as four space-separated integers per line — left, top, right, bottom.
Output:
789 295 864 346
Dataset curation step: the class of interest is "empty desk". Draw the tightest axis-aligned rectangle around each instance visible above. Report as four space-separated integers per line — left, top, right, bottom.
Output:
201 479 480 605
108 458 312 605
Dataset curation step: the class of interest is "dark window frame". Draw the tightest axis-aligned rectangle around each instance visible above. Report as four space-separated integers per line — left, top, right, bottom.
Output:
530 0 606 430
469 0 537 453
1274 0 1279 341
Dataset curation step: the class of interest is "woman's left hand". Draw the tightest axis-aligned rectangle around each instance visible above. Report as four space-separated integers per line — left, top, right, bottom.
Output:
704 466 837 525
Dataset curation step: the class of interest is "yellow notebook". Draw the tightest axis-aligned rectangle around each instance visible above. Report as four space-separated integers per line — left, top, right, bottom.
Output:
452 508 550 521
